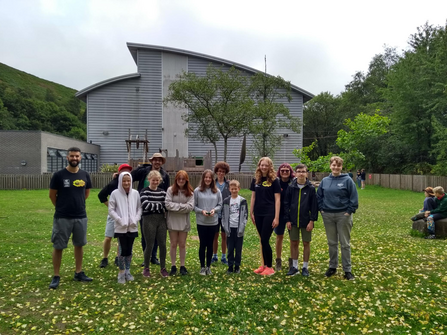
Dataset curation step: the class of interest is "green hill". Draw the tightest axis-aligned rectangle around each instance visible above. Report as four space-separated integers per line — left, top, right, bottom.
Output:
0 62 86 140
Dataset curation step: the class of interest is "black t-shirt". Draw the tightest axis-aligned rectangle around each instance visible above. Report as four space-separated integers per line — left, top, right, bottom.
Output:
250 177 281 216
50 168 92 219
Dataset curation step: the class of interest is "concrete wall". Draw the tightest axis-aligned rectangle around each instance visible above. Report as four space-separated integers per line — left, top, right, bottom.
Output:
0 131 100 174
0 131 42 174
162 52 188 157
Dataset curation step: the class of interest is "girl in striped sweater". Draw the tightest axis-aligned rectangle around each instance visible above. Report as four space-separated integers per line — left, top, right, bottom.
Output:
140 170 168 278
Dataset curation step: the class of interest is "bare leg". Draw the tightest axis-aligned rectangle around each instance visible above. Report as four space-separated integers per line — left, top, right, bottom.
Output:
178 232 188 267
52 249 63 276
303 241 310 263
290 240 299 260
74 246 83 273
103 237 112 258
275 234 284 259
169 231 178 266
220 231 227 256
212 232 219 254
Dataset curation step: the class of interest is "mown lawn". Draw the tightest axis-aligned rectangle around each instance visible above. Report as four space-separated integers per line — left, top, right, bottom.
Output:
0 186 446 334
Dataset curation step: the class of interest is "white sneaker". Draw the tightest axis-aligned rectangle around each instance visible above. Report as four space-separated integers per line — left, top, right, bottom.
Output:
117 272 126 284
199 267 207 275
125 270 134 281
205 267 213 275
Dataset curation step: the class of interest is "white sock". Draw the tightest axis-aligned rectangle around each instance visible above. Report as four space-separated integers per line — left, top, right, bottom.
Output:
292 259 298 268
303 262 308 269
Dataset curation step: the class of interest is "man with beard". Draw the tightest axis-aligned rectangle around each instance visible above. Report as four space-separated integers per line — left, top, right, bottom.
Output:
48 147 93 289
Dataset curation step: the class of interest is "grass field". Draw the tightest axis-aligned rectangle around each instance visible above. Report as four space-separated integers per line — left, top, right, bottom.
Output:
0 186 446 334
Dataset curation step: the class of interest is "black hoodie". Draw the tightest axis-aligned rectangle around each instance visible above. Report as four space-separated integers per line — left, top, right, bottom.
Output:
283 178 318 228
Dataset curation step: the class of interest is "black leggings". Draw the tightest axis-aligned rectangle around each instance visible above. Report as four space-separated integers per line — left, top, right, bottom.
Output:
197 225 216 267
255 215 275 268
118 234 136 257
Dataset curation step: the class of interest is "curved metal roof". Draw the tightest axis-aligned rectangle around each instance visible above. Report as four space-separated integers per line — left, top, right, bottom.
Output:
75 43 314 102
75 73 141 101
127 42 314 102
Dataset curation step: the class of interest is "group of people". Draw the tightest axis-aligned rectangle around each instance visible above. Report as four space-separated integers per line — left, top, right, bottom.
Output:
48 147 359 289
412 186 447 239
356 169 366 189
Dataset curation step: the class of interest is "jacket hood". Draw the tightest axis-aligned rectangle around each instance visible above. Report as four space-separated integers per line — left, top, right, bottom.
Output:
290 178 313 188
328 173 350 180
118 172 133 194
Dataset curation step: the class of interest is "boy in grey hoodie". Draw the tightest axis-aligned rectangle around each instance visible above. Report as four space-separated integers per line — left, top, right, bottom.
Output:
221 180 248 274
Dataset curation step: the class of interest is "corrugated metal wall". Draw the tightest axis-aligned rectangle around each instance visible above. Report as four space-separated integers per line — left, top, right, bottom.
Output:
187 57 303 172
87 50 162 166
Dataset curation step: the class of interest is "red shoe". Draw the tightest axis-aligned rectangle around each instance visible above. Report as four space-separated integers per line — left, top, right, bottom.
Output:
142 267 151 277
254 266 265 274
260 267 275 276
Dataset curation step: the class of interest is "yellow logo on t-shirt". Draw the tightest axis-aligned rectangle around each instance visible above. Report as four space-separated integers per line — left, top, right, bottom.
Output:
262 180 272 187
73 180 86 187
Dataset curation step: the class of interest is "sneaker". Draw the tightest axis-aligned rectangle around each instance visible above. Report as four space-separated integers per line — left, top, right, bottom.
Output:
160 268 169 278
254 266 265 274
234 267 240 274
211 255 218 264
325 268 337 277
180 266 188 275
143 267 151 278
169 266 177 276
140 262 145 267
151 257 160 265
221 257 228 265
275 258 282 272
344 272 355 280
73 271 92 282
260 267 275 276
205 267 213 275
99 258 108 268
117 272 126 284
227 266 234 274
49 276 60 289
425 234 436 239
199 267 207 276
125 270 134 281
302 267 310 277
286 267 299 276
115 257 119 266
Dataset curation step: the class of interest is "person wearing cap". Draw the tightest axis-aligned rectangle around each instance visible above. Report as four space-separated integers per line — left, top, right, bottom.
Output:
98 163 133 268
132 153 170 265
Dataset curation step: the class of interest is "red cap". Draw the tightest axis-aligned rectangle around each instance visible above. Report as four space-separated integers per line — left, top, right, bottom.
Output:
118 163 132 172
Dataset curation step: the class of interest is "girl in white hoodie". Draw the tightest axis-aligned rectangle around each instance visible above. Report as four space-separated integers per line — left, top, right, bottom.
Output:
108 172 142 284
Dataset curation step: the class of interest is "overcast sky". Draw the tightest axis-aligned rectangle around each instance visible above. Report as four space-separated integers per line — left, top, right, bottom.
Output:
1 0 446 96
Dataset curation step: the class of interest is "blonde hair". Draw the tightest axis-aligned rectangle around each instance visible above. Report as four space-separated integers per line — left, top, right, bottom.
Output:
229 179 240 188
255 157 277 185
148 170 162 182
330 156 344 166
433 186 444 195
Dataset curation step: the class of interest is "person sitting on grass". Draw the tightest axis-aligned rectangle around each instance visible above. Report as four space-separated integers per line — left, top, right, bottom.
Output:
424 186 447 239
284 164 318 277
221 180 248 274
108 172 142 284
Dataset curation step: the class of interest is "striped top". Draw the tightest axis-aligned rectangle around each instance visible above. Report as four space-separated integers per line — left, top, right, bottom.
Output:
140 186 166 216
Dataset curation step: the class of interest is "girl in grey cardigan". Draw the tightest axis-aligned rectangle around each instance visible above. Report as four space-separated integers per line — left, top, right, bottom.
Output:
165 170 194 276
194 169 222 275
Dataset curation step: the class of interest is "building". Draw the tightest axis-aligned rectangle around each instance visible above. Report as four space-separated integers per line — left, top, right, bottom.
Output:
0 130 100 174
76 43 314 171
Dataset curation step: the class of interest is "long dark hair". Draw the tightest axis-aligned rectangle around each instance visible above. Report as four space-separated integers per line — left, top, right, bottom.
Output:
171 170 193 197
199 169 217 193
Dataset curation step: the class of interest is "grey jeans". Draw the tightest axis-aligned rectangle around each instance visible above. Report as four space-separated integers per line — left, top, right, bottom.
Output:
321 211 353 272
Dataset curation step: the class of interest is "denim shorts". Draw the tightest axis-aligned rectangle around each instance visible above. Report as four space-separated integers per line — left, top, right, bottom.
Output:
104 215 115 238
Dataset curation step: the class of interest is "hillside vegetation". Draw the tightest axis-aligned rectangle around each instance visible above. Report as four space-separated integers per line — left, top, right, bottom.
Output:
0 62 86 140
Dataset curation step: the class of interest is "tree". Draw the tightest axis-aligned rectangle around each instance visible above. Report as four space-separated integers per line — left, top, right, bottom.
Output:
336 112 390 171
248 73 300 164
164 65 253 162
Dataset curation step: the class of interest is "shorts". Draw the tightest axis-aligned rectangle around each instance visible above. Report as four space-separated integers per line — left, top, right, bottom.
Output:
289 226 312 242
216 218 224 233
51 217 88 250
274 218 287 235
104 215 115 238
